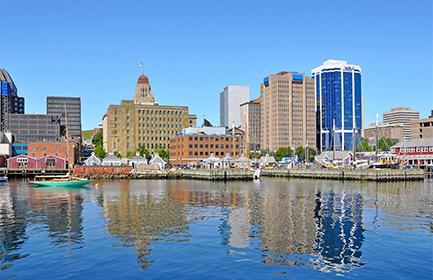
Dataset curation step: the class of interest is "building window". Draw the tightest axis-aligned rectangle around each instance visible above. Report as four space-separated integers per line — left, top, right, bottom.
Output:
46 158 56 167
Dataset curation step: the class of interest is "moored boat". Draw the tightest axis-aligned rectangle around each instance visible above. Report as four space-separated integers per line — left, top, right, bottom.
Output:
29 174 91 187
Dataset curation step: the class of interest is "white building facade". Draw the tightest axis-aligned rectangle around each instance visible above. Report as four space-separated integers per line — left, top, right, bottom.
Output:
220 85 250 128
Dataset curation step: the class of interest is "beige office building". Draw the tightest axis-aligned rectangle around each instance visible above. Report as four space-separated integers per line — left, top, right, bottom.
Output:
363 123 403 145
383 107 419 140
104 74 196 156
260 72 315 151
240 98 261 152
411 110 433 139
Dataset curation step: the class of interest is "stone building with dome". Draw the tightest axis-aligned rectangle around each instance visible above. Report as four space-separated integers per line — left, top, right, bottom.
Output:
103 74 196 156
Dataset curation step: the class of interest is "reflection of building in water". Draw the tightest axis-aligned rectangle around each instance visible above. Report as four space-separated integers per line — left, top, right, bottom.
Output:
258 187 317 266
252 185 365 271
0 185 29 269
28 190 84 246
102 185 189 269
228 207 251 248
313 191 365 272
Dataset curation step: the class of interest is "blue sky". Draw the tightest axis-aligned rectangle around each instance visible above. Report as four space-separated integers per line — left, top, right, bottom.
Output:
1 0 432 129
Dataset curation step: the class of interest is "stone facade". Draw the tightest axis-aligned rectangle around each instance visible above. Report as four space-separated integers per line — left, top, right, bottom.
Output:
105 75 196 156
363 123 403 145
260 72 316 151
240 98 261 152
411 110 433 140
383 107 419 140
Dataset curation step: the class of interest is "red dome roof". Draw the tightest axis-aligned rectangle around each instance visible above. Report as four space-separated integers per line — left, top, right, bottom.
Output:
137 74 149 84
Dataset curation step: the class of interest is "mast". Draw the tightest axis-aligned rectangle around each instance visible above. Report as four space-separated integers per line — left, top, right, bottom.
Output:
375 113 379 160
232 122 236 161
332 118 336 162
64 103 70 174
244 111 250 170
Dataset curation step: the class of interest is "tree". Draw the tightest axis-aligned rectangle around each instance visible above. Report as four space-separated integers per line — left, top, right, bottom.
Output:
126 151 135 158
356 138 373 152
156 145 170 161
295 146 317 162
137 146 151 161
295 146 305 160
114 151 122 158
274 147 293 162
92 129 103 146
94 144 106 159
378 137 397 152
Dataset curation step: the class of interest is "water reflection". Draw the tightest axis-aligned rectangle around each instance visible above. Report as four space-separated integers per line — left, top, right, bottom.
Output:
101 180 189 269
0 183 28 270
0 178 431 276
312 191 365 271
0 180 85 270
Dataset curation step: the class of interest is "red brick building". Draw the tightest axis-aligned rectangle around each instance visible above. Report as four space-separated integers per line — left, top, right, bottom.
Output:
169 126 243 165
28 141 80 165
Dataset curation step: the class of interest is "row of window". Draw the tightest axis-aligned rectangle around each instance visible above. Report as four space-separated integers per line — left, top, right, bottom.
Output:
184 136 239 142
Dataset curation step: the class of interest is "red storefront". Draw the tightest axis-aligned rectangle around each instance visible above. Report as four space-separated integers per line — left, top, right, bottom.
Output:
7 154 66 170
36 156 67 170
390 138 433 167
7 155 38 169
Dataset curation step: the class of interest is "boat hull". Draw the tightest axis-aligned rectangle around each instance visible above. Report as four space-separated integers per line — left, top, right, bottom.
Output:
29 180 91 188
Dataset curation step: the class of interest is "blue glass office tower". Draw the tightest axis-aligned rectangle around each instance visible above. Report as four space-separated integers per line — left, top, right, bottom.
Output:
312 60 362 151
0 69 25 129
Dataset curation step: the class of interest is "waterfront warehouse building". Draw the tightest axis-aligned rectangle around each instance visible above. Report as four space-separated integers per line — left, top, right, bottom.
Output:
47 96 82 140
383 107 420 140
391 137 433 167
220 85 250 127
260 71 316 152
312 60 362 152
240 98 261 152
169 125 243 165
0 69 25 129
105 74 197 156
411 110 433 140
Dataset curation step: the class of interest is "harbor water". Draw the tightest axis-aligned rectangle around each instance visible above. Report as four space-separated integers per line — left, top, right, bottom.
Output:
0 178 432 279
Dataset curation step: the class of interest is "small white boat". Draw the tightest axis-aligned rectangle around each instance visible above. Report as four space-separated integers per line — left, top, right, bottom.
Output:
253 169 261 180
0 176 7 183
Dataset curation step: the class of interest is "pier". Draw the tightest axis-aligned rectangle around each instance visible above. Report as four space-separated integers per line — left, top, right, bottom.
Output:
73 167 426 182
260 168 425 182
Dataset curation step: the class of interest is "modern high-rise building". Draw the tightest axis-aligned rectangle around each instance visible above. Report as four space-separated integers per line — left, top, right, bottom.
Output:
260 72 316 152
383 107 420 140
220 85 250 128
0 69 25 129
7 114 61 144
312 60 362 152
105 74 196 156
240 98 261 152
47 96 82 140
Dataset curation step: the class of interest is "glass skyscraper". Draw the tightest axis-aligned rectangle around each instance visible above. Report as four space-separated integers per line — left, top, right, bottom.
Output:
312 60 362 151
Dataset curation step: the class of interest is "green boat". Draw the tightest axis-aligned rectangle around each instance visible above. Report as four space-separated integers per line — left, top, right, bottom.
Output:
29 174 91 188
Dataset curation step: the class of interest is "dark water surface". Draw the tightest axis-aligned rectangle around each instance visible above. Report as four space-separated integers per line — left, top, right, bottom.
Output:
0 178 432 279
